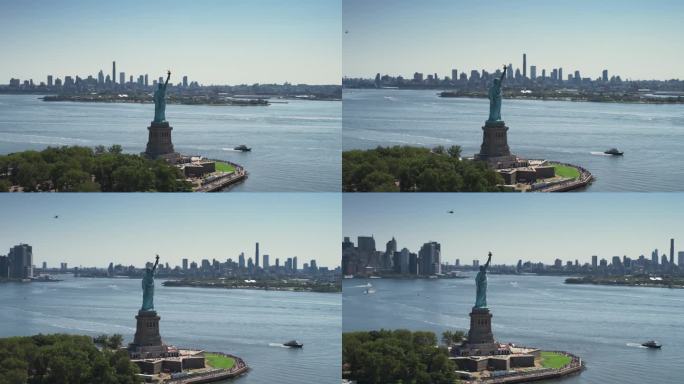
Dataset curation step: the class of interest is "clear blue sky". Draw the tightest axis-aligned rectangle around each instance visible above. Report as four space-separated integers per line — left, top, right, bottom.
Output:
343 0 684 80
0 193 341 268
1 0 341 85
344 193 683 265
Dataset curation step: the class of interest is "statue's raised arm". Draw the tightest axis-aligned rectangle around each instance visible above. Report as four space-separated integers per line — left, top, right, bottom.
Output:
500 65 507 82
164 71 171 88
152 254 160 272
484 251 492 269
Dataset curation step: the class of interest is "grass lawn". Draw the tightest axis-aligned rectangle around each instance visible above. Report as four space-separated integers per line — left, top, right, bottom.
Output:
551 163 580 180
215 161 236 173
204 353 236 369
540 351 572 369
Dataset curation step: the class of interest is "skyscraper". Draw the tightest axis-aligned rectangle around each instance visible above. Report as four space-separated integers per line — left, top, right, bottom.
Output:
263 254 270 269
293 256 298 271
530 65 537 80
8 243 32 279
47 75 53 87
592 255 598 268
451 69 457 82
602 69 609 82
98 70 104 84
670 238 675 265
255 242 259 268
558 68 563 83
418 241 440 276
144 74 149 87
182 258 188 270
119 72 125 85
238 252 245 269
678 251 684 267
183 76 188 87
112 61 116 84
522 53 527 78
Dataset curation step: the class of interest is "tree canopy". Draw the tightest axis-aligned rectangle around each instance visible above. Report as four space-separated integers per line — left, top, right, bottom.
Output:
343 329 458 384
0 333 140 384
343 146 503 192
0 145 192 192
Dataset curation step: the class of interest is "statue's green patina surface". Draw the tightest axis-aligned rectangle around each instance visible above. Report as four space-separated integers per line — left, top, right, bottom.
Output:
153 71 171 123
474 252 492 308
141 255 160 311
487 65 507 122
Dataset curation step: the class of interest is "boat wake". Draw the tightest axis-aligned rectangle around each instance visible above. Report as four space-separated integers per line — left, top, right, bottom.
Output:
626 342 647 349
590 151 612 156
268 343 290 348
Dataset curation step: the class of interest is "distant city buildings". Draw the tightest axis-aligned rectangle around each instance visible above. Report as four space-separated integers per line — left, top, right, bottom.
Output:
342 235 441 277
0 243 33 280
341 235 684 278
342 52 684 98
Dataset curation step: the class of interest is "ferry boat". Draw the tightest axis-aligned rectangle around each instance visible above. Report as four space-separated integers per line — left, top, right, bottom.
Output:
283 340 303 348
642 340 661 349
604 148 623 156
234 145 251 152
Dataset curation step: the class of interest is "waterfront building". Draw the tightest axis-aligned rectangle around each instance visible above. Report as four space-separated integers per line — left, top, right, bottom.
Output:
8 243 33 279
678 251 684 267
384 237 397 269
418 242 440 276
0 255 8 278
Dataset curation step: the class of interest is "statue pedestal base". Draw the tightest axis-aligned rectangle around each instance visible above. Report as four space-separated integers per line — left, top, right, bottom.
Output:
128 310 166 358
454 307 499 356
145 121 176 160
474 120 518 169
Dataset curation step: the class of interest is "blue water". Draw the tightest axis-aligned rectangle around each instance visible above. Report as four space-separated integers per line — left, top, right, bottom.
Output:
343 275 684 384
0 276 341 383
0 94 341 191
343 89 684 191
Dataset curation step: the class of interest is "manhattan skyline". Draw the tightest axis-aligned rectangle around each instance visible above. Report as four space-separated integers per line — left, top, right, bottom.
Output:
344 193 684 265
1 0 341 85
0 193 341 268
343 0 684 80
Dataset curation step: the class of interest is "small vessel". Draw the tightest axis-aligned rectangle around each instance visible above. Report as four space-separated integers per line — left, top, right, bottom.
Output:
604 148 623 156
234 145 251 152
283 340 303 348
641 340 661 349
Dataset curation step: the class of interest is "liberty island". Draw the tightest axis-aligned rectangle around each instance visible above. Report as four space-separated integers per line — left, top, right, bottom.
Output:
127 255 249 383
472 65 593 192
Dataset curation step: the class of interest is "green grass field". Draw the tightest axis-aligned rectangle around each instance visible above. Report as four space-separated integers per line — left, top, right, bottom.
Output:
215 161 236 173
540 351 572 369
204 353 236 369
551 164 580 180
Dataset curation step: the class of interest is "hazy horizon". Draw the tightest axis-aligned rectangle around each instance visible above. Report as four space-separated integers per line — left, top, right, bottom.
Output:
0 0 341 85
0 194 341 269
344 193 684 265
343 0 684 81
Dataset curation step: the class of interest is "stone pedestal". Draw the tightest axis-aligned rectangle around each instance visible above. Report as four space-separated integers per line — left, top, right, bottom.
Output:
128 310 167 358
474 120 520 169
145 121 175 159
468 307 494 345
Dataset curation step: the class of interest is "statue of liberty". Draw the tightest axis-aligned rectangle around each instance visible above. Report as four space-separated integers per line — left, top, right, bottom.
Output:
153 71 171 123
141 255 160 312
474 252 492 308
487 65 507 122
